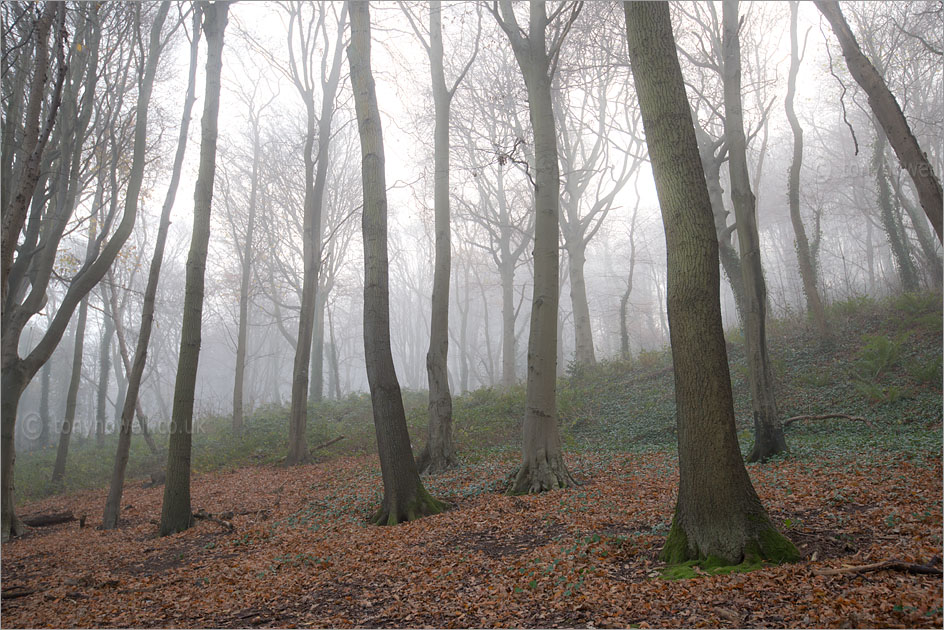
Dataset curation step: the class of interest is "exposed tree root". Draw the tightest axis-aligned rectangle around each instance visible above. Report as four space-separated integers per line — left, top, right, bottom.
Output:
369 485 448 526
507 452 578 495
813 557 942 576
416 443 458 476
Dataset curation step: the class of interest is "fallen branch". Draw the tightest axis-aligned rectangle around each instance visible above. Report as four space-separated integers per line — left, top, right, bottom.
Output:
313 435 345 450
22 511 76 527
2 586 39 600
784 413 873 430
192 509 234 531
814 558 942 576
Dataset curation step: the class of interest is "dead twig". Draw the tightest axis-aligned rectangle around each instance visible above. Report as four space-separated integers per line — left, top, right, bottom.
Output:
783 413 873 430
192 509 234 531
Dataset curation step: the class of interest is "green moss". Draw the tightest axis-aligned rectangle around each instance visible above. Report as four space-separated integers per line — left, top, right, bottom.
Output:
661 557 765 580
658 516 691 564
747 525 801 563
370 482 448 526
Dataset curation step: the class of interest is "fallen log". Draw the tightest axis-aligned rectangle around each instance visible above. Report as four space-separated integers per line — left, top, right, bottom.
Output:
814 558 943 576
313 435 345 450
2 586 39 600
192 509 234 531
22 511 76 527
784 413 873 430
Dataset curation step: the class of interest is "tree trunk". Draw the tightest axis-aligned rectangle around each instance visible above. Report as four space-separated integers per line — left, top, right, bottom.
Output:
418 0 457 475
308 288 325 403
722 0 786 463
51 298 89 487
785 1 829 338
95 298 115 447
889 166 943 288
1 366 29 540
38 359 51 449
287 3 348 466
624 0 798 566
348 0 445 524
873 123 919 292
160 1 228 537
493 0 579 493
814 0 942 243
567 239 596 365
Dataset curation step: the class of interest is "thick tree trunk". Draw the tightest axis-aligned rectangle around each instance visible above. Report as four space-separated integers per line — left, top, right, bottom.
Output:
418 0 457 475
815 0 942 243
160 1 228 537
1 367 28 540
873 124 919 292
567 239 596 365
722 0 786 463
308 289 325 403
624 0 798 566
348 0 445 524
785 2 828 338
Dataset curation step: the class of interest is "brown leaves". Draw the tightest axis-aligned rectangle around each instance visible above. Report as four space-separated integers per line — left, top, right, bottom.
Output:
1 452 941 628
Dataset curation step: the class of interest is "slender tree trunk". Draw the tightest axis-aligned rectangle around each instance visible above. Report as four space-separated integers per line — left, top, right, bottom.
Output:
233 104 261 434
873 123 919 292
624 0 798 566
348 0 445 524
308 289 325 403
889 167 943 288
38 359 51 448
327 303 342 399
51 297 89 486
287 4 348 465
160 1 228 537
102 2 192 530
815 0 942 243
722 0 786 463
95 298 115 447
418 0 457 475
785 1 828 337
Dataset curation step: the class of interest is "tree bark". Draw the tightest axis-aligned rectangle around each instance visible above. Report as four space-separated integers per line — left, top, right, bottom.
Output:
160 1 228 537
348 0 445 524
491 0 580 494
785 1 828 338
95 296 115 447
815 0 942 243
287 3 348 466
873 122 919 292
51 296 88 486
722 0 786 463
624 0 798 566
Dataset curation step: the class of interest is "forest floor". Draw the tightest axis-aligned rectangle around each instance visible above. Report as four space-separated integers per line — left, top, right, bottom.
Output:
4 292 943 627
2 448 941 628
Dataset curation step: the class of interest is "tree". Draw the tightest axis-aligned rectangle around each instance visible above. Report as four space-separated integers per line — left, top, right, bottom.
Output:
815 0 943 243
784 1 828 337
281 1 349 465
623 0 798 566
721 0 786 463
347 0 444 524
488 0 581 493
103 3 202 530
2 3 164 541
160 0 229 537
401 1 479 474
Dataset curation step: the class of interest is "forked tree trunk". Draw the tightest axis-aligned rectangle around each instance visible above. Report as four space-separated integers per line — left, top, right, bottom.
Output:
814 0 942 243
722 0 786 463
785 1 828 338
160 1 228 537
347 0 445 524
102 2 195 530
491 0 579 493
624 0 799 566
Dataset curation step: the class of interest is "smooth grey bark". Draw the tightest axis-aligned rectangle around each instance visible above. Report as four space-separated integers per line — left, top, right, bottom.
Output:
401 1 478 474
785 1 828 338
286 2 348 466
160 0 228 537
51 295 89 486
624 0 798 566
722 0 786 463
490 0 580 493
619 202 640 361
815 0 942 243
347 0 445 524
38 357 51 448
